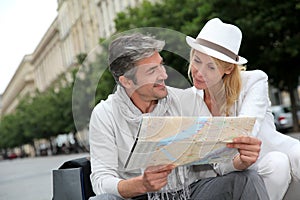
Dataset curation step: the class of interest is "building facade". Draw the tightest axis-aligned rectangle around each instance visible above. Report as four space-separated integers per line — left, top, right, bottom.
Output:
1 0 154 116
1 55 35 115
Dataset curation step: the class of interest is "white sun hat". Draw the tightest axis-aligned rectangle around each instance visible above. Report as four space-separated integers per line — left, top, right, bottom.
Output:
186 18 247 64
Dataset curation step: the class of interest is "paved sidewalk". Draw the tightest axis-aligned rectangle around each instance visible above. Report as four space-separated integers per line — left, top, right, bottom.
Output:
282 132 300 200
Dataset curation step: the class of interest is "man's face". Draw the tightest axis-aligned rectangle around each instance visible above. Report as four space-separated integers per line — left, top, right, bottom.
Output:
128 51 168 102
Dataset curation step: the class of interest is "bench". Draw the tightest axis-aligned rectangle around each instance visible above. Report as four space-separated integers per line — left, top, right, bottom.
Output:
53 157 299 199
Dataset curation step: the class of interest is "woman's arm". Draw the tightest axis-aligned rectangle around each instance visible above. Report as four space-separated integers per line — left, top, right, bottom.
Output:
228 136 262 170
238 70 270 137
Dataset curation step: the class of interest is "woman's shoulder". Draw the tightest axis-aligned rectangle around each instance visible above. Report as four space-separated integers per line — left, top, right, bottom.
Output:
240 69 268 86
241 69 268 79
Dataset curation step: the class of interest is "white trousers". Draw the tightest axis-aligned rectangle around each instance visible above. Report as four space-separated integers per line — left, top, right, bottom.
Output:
253 151 291 200
254 113 300 199
286 143 300 181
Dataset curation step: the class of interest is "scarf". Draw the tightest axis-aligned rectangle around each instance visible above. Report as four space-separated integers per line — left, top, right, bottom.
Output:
112 86 192 200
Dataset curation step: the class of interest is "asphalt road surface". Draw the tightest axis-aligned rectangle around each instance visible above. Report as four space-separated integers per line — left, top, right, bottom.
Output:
0 153 89 200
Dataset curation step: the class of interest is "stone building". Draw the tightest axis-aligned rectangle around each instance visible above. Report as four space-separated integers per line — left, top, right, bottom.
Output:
1 0 153 116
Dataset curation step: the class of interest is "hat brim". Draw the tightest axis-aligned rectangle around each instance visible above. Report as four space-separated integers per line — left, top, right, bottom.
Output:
186 36 247 65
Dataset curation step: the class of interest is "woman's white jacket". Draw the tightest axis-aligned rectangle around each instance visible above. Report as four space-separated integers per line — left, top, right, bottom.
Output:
195 70 299 157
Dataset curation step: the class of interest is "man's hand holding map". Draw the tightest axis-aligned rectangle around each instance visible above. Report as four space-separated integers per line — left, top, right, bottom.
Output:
125 116 256 170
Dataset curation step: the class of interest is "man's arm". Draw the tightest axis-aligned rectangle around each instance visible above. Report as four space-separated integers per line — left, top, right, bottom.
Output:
90 103 176 198
118 164 175 198
89 103 123 196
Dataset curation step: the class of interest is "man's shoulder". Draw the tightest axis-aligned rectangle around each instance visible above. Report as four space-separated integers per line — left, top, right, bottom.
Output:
92 93 115 114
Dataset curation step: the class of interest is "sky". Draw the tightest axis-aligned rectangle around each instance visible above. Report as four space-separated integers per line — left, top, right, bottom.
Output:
0 0 58 94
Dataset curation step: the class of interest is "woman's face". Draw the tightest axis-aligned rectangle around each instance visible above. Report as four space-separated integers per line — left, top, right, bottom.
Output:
191 50 229 90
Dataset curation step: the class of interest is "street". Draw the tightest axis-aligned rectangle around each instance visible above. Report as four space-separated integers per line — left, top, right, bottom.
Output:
287 132 300 140
0 133 299 200
0 153 89 200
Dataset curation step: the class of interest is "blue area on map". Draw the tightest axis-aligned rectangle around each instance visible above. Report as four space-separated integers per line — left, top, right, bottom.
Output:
189 147 237 165
160 148 177 162
157 118 208 147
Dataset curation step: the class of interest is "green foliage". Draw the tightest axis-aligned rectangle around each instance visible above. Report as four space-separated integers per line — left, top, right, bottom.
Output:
76 53 87 64
114 0 300 130
115 0 212 87
207 0 300 90
0 113 27 148
72 41 116 132
89 41 116 104
116 0 208 33
16 81 75 139
0 70 77 149
115 0 299 89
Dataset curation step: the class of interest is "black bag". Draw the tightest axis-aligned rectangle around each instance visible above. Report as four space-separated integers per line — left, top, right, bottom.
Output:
53 168 84 200
52 157 95 200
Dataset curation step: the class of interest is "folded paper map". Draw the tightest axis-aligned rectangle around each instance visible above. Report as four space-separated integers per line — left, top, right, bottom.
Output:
124 116 256 170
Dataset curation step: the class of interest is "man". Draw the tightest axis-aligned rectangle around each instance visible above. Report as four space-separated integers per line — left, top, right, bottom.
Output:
89 33 269 200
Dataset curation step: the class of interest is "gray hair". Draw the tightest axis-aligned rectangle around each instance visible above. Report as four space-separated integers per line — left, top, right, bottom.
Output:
108 33 165 84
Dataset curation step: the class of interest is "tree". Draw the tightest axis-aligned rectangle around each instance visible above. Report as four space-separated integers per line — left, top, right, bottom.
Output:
115 0 209 79
202 0 300 131
0 113 24 149
72 43 114 132
0 109 34 156
115 0 300 130
0 70 81 154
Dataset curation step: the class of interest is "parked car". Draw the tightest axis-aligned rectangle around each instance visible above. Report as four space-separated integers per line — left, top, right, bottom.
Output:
271 105 293 132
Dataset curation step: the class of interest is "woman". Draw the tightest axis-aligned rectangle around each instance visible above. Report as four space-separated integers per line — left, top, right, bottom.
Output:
186 18 300 200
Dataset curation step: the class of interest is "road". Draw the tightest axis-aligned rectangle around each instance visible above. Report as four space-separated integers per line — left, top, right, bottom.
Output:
0 153 89 200
286 132 300 140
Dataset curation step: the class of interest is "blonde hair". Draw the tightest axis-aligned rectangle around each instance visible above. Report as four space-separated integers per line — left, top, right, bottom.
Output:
188 49 245 116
